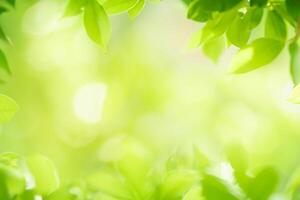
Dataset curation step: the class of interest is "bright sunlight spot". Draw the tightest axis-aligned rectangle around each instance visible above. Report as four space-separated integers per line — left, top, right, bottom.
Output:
73 83 107 124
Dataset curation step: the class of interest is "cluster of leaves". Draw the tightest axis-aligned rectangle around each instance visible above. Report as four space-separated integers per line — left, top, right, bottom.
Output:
185 0 300 84
64 0 159 51
4 136 300 200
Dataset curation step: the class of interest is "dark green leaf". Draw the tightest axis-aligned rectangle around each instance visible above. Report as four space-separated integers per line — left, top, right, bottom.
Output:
250 0 268 7
244 7 264 29
187 0 212 22
286 0 300 21
265 10 287 41
194 0 243 12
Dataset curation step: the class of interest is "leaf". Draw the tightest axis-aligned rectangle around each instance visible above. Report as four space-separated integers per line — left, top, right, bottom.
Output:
0 94 18 124
193 146 210 170
226 144 248 173
187 0 212 22
265 10 287 41
246 167 279 200
84 0 111 50
244 7 264 29
226 13 251 47
159 169 200 200
202 36 225 62
230 38 284 74
128 0 145 19
6 0 16 7
0 26 8 42
250 0 267 7
200 10 236 44
193 0 243 12
26 155 60 196
290 42 300 85
286 0 300 21
183 186 204 200
64 0 87 17
103 0 138 15
86 170 131 199
0 50 10 74
202 174 239 200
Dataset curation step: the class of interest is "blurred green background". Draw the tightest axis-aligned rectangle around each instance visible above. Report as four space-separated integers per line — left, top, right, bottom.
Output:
1 0 300 192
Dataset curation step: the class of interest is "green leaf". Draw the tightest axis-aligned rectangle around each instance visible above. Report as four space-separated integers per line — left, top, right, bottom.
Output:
128 0 145 19
183 186 204 200
84 0 111 50
0 26 8 42
103 0 138 14
159 169 200 200
26 155 60 196
230 38 284 73
6 0 16 6
226 13 251 47
64 0 87 17
0 94 18 124
194 0 243 12
244 7 264 29
246 167 279 200
200 10 236 44
202 174 239 200
265 10 287 41
86 170 131 199
0 50 10 74
226 144 248 173
290 42 300 85
286 0 300 21
250 0 268 7
203 36 225 62
187 0 212 22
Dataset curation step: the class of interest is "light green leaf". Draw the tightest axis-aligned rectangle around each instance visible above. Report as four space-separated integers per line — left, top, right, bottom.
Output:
226 13 251 48
265 10 287 41
0 94 18 124
84 0 111 50
26 155 60 196
64 0 87 17
203 36 225 62
86 170 131 199
128 0 145 19
103 0 138 15
230 38 284 74
160 169 200 200
290 42 300 85
202 174 239 200
183 186 204 200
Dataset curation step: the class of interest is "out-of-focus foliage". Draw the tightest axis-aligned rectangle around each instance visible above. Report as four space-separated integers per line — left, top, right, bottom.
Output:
1 0 300 200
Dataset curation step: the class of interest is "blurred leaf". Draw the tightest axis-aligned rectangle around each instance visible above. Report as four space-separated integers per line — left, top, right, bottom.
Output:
26 155 60 196
183 186 204 200
289 42 300 85
0 94 18 124
159 169 200 200
6 0 16 6
128 0 145 19
230 38 284 73
192 0 243 12
0 50 10 74
86 170 131 199
202 174 239 200
193 146 210 171
289 84 300 104
246 167 279 200
203 36 225 62
265 10 287 41
226 144 248 173
245 7 263 29
64 0 87 17
103 0 138 14
0 26 8 42
286 0 300 21
84 0 111 50
250 0 267 7
15 190 35 200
